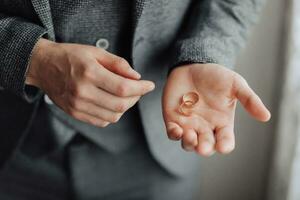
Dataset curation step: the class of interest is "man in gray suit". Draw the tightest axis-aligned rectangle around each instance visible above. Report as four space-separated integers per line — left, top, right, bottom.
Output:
0 0 271 199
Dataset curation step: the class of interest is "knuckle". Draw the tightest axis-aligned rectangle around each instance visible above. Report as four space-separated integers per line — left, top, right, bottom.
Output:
70 83 80 97
72 85 87 99
116 83 129 97
114 57 128 68
82 67 95 80
69 98 81 110
115 102 128 112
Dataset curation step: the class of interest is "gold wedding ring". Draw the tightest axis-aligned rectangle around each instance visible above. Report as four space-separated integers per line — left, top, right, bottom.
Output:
178 92 199 116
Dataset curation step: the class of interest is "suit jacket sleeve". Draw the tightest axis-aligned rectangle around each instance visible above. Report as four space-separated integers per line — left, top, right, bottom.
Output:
171 0 266 69
0 13 47 102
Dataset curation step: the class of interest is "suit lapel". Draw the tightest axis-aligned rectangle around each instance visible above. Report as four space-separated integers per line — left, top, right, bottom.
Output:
31 0 55 40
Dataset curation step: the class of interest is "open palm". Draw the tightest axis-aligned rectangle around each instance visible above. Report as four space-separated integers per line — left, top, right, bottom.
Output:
162 64 271 156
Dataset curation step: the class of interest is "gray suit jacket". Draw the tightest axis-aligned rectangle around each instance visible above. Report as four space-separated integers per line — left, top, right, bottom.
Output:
0 0 265 176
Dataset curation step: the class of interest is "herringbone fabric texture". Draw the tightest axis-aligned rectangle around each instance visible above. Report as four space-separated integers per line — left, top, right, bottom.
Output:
0 0 266 175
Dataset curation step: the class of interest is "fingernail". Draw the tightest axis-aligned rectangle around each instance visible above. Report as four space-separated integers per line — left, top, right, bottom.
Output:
220 142 234 154
202 142 214 156
264 111 272 122
184 146 195 152
148 82 155 91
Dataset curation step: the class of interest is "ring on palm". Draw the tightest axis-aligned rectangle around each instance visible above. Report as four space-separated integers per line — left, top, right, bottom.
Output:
178 92 199 116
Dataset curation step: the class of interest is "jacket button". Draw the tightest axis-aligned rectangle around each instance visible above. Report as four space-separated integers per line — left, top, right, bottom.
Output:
44 95 54 105
96 38 109 50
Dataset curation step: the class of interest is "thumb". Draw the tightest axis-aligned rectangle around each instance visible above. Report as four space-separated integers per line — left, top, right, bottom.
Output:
234 76 271 122
95 48 141 80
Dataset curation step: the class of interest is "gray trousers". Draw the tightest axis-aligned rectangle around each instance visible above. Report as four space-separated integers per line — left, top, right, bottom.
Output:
0 104 200 200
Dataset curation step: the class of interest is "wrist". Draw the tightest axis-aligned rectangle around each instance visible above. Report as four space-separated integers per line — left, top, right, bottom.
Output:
25 38 56 88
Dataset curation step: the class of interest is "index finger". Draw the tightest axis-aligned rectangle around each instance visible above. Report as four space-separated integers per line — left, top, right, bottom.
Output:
93 64 155 97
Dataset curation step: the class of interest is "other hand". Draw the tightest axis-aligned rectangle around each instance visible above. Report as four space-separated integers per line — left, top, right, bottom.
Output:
162 63 271 156
26 38 155 127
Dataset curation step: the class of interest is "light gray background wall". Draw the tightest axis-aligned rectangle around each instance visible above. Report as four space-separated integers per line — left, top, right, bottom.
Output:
198 0 285 200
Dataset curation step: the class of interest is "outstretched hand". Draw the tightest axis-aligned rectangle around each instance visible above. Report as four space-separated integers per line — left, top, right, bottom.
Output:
162 63 271 156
